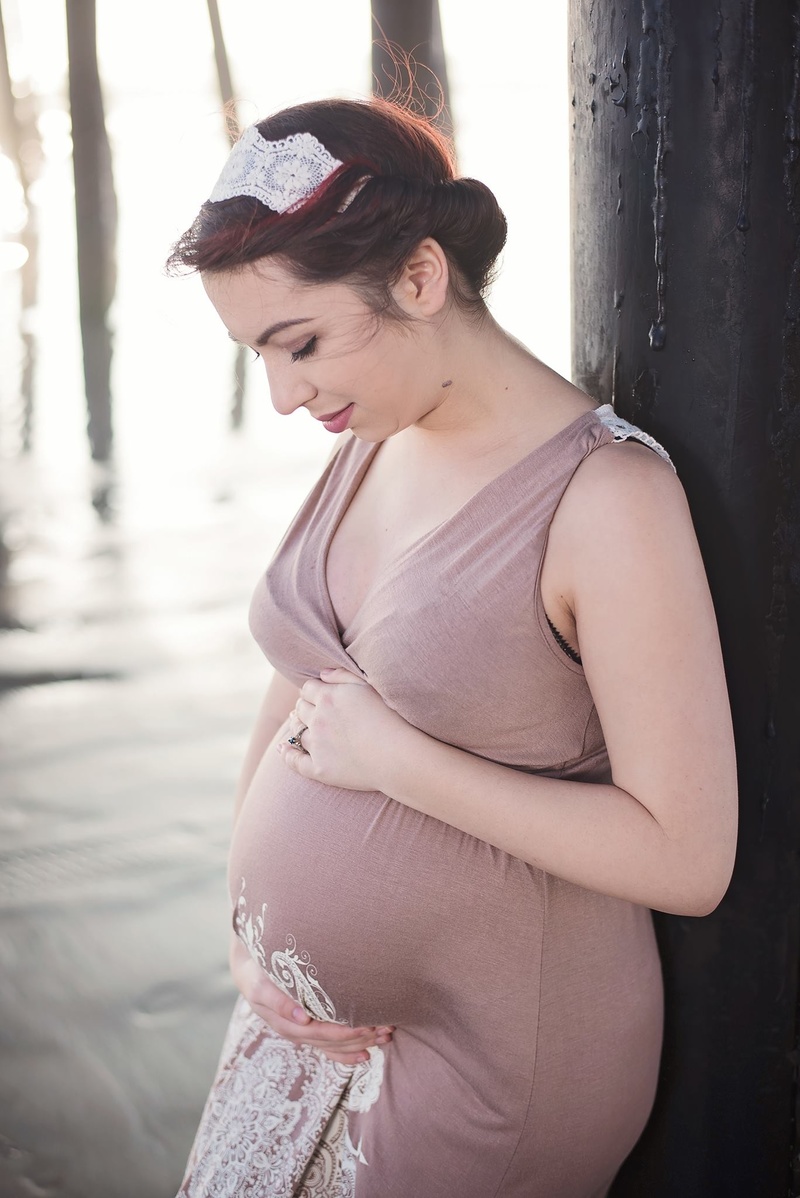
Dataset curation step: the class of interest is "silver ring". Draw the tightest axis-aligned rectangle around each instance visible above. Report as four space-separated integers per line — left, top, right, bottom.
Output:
287 727 307 751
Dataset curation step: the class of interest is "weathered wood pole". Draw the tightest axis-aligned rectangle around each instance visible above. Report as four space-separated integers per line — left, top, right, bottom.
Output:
206 0 238 144
371 0 452 139
570 2 800 1195
66 0 117 464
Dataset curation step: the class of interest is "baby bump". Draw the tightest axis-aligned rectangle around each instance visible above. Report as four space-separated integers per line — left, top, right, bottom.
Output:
228 750 545 1029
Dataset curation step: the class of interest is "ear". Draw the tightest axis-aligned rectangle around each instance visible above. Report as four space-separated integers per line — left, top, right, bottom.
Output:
391 238 450 317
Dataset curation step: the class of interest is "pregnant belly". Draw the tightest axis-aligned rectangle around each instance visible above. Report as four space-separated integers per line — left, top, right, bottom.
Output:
228 747 545 1029
229 748 663 1063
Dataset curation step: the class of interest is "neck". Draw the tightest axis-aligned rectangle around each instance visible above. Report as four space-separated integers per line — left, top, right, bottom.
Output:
408 306 556 449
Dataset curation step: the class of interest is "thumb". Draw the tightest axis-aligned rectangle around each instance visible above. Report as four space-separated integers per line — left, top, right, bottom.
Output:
319 667 365 686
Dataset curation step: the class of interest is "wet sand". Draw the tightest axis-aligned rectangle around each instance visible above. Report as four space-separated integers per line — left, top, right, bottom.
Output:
0 453 321 1197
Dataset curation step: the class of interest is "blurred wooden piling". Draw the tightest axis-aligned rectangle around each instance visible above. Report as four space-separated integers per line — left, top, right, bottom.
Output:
205 0 248 431
371 0 453 143
66 0 117 470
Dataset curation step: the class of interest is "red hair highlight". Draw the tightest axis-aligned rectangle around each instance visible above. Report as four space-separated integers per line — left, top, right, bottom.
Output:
166 97 507 318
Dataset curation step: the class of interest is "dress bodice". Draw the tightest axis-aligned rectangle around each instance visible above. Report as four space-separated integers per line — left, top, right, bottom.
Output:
248 403 675 775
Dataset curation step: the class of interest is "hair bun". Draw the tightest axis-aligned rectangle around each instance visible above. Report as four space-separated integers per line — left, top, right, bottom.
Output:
428 178 507 302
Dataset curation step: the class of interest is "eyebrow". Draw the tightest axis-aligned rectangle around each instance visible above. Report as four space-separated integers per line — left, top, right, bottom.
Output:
227 317 313 348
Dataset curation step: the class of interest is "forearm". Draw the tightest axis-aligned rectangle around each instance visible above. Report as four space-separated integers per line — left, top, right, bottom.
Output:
234 670 299 824
379 723 717 916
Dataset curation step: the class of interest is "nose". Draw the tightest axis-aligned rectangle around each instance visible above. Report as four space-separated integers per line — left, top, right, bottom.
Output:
264 360 317 416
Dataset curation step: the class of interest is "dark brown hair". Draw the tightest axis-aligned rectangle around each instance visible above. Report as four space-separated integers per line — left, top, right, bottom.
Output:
165 97 507 320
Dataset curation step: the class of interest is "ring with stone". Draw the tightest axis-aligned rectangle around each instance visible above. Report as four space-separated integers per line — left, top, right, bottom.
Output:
287 727 307 751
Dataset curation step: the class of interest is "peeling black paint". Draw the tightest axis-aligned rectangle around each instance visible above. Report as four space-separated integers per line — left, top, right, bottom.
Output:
768 5 800 853
711 2 724 110
630 0 674 350
631 12 655 150
737 0 756 233
630 363 659 427
607 53 629 112
649 0 674 350
570 1 800 1193
784 4 800 213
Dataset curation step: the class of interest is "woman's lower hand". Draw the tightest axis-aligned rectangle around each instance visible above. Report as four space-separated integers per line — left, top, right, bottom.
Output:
229 932 394 1066
277 666 415 792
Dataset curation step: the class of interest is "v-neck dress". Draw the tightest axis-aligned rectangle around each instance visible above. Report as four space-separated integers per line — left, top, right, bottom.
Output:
178 403 672 1198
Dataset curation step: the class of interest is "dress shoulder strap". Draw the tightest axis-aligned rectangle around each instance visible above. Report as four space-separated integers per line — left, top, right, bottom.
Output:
593 403 677 473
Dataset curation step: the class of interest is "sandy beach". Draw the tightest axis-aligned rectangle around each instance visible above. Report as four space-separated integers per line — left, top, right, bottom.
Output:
0 446 321 1198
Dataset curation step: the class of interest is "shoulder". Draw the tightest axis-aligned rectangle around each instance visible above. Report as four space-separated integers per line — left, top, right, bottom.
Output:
547 431 700 617
559 432 689 551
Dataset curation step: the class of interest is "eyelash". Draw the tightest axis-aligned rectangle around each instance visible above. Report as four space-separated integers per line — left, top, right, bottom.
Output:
291 336 317 363
250 335 317 364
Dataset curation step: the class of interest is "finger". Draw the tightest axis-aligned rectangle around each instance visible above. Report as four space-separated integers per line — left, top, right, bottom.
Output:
304 1032 384 1052
285 714 306 747
300 678 325 702
236 969 315 1027
294 696 315 724
293 1017 386 1050
233 966 387 1050
293 1017 394 1046
277 742 316 775
319 667 366 686
249 1007 383 1052
252 1009 377 1049
322 1050 373 1065
301 1019 380 1044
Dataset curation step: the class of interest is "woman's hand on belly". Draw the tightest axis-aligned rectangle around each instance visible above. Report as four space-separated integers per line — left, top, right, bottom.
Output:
278 667 410 792
229 932 394 1065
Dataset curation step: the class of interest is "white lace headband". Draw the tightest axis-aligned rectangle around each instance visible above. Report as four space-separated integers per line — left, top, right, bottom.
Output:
208 125 344 213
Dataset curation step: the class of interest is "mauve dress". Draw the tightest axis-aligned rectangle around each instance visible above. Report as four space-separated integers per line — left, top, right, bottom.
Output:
178 403 672 1198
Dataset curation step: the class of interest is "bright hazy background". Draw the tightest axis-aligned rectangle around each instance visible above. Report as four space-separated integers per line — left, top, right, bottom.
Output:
0 5 571 1191
1 0 569 522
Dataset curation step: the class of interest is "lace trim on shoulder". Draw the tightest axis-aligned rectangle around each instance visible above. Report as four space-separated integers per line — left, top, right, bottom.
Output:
593 403 677 473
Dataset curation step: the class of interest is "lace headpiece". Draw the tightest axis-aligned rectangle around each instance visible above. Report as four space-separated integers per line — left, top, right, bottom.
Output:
208 125 343 213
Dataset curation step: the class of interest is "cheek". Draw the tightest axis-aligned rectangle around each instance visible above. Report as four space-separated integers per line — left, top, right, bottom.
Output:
361 348 415 399
329 353 382 398
325 337 417 415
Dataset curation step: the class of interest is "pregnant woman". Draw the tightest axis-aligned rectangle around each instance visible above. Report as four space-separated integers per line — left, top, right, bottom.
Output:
168 98 738 1197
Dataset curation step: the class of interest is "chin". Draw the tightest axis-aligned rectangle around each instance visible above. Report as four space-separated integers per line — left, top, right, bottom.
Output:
350 416 401 443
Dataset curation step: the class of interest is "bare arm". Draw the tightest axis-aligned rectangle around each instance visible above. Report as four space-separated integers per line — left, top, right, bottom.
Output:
286 440 739 916
375 441 738 915
233 669 300 826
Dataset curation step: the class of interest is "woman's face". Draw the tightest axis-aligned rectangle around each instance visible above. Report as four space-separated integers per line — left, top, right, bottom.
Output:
202 257 451 441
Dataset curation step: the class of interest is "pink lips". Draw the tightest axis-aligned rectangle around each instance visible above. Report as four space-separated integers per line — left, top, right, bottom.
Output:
317 403 355 434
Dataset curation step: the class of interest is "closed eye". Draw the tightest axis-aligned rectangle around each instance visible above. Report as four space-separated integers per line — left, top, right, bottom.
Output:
291 335 317 363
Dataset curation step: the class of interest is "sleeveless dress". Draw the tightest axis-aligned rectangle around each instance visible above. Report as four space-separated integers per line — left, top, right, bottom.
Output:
178 402 672 1198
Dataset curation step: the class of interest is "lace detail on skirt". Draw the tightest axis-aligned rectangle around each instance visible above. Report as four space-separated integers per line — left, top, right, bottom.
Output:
177 881 386 1197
